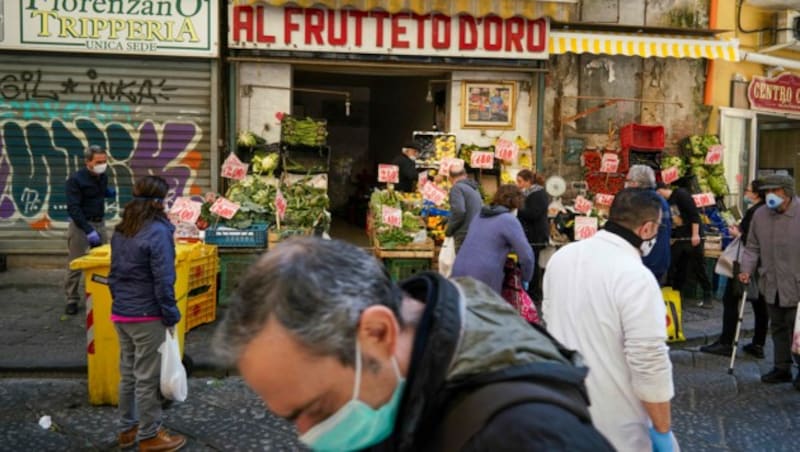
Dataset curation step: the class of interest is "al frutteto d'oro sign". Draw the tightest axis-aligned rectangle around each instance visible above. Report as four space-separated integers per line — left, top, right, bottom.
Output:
748 72 800 115
229 4 549 60
0 0 218 57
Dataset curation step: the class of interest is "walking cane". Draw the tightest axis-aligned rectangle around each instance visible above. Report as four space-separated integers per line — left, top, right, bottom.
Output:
728 288 748 375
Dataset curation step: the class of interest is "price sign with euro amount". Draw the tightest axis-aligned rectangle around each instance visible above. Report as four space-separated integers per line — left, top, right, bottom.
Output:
418 171 428 188
438 157 463 177
378 164 399 184
574 216 598 241
600 153 619 173
494 139 519 162
470 151 494 169
574 195 593 215
594 193 615 206
705 145 723 165
692 193 716 208
169 197 202 225
381 206 402 228
210 197 241 220
421 182 448 206
661 166 680 184
221 153 248 181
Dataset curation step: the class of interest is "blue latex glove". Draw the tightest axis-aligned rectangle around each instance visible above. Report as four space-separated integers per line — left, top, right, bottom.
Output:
522 281 530 291
86 230 102 247
649 427 674 452
106 187 116 198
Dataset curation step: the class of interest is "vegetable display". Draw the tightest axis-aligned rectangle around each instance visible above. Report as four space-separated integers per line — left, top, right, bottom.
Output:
681 134 728 196
281 116 328 146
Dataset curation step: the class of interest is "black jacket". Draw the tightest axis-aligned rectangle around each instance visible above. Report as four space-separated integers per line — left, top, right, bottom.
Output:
66 167 110 233
367 273 614 452
517 186 549 248
392 154 418 192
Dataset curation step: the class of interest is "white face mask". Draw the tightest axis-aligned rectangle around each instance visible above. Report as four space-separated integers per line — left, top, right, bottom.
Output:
640 237 657 257
92 163 108 175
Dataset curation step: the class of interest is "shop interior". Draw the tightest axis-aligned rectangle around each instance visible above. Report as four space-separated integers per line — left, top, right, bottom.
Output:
757 113 800 186
290 66 451 244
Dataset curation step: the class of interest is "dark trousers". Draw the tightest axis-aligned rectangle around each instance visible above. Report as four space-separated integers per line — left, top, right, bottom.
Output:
669 240 712 296
766 300 798 372
718 280 769 346
527 245 544 303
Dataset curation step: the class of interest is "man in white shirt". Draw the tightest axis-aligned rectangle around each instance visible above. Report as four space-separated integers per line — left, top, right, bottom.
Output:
544 188 676 452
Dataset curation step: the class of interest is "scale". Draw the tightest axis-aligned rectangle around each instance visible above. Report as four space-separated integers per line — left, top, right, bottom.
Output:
545 175 567 216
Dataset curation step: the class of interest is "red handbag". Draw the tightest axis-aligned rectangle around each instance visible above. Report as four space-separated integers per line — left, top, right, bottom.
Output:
501 258 540 324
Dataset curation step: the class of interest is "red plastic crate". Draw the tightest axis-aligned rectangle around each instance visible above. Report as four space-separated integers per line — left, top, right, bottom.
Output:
582 150 602 171
620 123 665 151
585 171 626 195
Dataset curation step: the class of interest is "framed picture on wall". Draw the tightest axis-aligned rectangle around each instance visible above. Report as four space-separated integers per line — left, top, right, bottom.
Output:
461 81 516 129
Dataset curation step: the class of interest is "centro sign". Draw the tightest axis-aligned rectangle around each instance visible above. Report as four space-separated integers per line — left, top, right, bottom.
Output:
230 5 549 60
747 72 800 114
0 0 218 56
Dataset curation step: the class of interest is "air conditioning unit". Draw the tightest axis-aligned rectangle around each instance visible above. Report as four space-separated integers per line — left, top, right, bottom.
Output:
747 0 800 9
776 9 800 50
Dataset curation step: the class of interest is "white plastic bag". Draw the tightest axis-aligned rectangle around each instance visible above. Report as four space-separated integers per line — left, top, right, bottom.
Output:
793 306 800 355
438 237 456 278
714 237 742 278
159 329 188 402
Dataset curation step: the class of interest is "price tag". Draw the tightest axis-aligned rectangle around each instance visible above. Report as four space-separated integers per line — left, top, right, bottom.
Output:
692 192 716 207
210 196 241 220
421 182 448 206
168 197 202 225
381 205 402 228
574 195 593 215
438 157 463 177
574 216 598 241
594 193 615 206
470 151 494 169
418 171 428 188
600 153 619 173
378 164 399 184
221 153 249 181
705 144 723 165
275 188 287 220
494 138 519 162
661 166 680 184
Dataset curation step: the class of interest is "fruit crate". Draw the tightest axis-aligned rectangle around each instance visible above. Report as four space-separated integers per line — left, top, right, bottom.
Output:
620 123 665 151
218 251 261 306
384 258 431 282
186 291 216 331
204 223 268 248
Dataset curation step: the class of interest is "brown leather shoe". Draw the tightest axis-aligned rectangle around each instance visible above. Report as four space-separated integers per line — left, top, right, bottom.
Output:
138 429 186 452
119 426 138 448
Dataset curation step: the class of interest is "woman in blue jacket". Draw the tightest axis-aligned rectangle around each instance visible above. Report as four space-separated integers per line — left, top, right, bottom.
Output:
109 176 185 451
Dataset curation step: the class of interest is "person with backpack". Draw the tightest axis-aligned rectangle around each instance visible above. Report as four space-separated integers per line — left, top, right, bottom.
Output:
214 237 613 451
544 189 677 452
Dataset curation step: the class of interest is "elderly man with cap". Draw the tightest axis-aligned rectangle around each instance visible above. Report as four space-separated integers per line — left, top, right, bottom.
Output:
391 142 421 192
445 159 482 253
626 165 672 283
738 174 800 388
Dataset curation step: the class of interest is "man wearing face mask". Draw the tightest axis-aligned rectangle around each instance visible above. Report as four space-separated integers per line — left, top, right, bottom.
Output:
64 145 116 315
544 189 677 452
738 174 800 388
625 165 672 283
214 237 614 452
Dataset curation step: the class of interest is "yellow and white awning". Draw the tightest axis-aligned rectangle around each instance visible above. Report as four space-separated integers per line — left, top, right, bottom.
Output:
549 31 739 61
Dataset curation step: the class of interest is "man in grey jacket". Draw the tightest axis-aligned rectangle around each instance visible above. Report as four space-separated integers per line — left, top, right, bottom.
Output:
739 174 800 388
445 161 482 252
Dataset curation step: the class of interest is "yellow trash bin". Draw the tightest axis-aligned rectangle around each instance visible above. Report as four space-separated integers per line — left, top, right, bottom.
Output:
70 242 218 406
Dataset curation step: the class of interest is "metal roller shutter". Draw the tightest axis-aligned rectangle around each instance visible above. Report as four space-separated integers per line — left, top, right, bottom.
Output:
0 53 214 252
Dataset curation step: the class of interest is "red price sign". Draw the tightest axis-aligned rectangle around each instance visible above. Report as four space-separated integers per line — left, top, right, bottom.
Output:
600 153 619 173
168 197 202 225
574 216 598 241
438 157 463 177
221 153 248 181
381 205 402 228
470 151 494 169
494 138 519 162
594 193 615 206
275 188 287 220
378 164 399 184
661 166 680 184
574 195 593 215
421 182 448 206
418 171 428 188
692 192 716 207
210 196 241 220
705 144 723 165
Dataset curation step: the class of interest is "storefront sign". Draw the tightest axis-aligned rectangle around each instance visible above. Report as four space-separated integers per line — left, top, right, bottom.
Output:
705 144 723 165
692 192 716 208
470 151 494 169
594 193 615 206
747 73 800 114
169 197 202 224
378 164 399 184
229 5 548 60
0 0 218 57
574 216 598 241
574 195 593 215
221 153 248 180
210 196 240 219
381 205 402 228
494 138 518 162
421 182 447 206
661 166 680 184
600 153 619 173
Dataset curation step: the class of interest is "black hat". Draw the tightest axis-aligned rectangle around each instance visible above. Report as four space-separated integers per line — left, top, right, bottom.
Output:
402 142 420 151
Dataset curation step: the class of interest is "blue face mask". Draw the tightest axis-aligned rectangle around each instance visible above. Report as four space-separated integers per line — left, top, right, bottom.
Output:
742 196 753 208
766 193 784 210
299 341 405 452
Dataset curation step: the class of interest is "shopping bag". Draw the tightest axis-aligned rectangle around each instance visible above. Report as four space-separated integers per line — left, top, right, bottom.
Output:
714 237 742 278
663 287 685 342
438 237 456 278
501 258 540 325
159 329 188 402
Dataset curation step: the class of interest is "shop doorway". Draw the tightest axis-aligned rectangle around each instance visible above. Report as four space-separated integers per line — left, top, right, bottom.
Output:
757 114 800 187
291 67 450 244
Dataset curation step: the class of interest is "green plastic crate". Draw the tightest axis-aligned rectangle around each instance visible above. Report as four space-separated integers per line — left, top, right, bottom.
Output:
384 258 430 282
218 252 261 306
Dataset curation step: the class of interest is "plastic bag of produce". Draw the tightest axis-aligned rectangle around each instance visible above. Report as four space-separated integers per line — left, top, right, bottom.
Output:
438 237 456 278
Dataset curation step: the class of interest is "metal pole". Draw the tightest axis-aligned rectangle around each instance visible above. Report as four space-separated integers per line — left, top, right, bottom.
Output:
728 289 749 375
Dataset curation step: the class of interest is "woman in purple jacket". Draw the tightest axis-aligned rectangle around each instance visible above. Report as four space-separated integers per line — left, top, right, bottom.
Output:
109 176 186 451
452 184 535 295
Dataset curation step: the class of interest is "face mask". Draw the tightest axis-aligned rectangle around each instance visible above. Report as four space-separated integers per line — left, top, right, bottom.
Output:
766 193 784 210
299 341 405 452
640 237 657 257
92 163 108 175
742 197 753 208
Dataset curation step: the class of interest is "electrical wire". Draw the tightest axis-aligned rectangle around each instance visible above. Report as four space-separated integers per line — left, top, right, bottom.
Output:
736 0 794 34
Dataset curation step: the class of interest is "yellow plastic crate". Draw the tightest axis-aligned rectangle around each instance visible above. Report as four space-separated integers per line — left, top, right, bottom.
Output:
186 291 217 331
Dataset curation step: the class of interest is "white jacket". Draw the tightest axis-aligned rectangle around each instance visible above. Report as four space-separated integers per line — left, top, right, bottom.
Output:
543 230 674 452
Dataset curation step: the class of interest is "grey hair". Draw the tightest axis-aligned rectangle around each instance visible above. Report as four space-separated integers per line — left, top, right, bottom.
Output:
627 165 656 189
213 237 402 368
84 145 106 161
